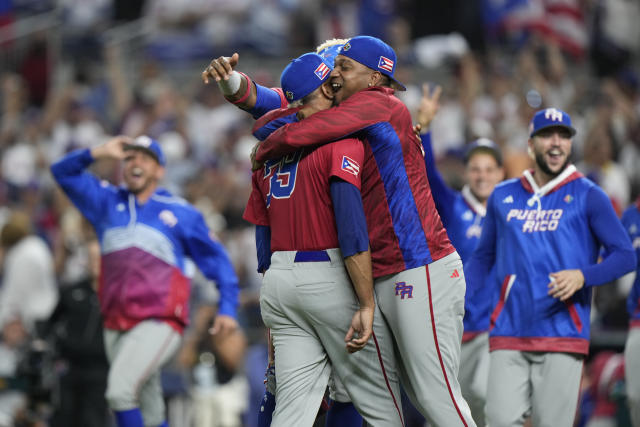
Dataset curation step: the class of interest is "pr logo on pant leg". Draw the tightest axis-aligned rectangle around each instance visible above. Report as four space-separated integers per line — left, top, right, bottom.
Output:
450 269 459 278
395 282 413 299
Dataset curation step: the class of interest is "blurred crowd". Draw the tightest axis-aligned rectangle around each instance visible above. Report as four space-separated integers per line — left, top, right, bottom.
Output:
0 0 639 426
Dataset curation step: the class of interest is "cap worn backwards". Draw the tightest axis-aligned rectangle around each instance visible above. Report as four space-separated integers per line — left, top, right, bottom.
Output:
338 35 406 91
464 138 502 166
281 53 334 102
529 107 576 138
125 135 166 166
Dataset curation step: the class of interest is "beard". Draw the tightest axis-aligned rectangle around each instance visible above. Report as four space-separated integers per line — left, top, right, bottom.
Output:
534 151 570 178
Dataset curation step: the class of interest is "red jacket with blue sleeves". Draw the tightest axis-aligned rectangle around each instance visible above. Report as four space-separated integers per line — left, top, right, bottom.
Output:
465 166 635 355
51 149 239 333
623 197 640 328
256 87 454 277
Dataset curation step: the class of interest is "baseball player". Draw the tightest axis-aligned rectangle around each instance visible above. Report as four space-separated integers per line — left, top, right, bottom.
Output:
255 36 476 426
50 136 240 427
244 52 404 427
465 107 636 427
623 195 640 427
202 40 365 427
416 84 504 427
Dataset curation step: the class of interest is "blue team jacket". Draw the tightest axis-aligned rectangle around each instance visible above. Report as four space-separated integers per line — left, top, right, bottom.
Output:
466 165 635 355
51 149 239 333
421 132 498 340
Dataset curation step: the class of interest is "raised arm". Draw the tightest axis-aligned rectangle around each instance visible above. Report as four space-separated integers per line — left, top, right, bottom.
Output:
201 53 286 119
50 136 131 225
464 193 499 296
416 84 459 221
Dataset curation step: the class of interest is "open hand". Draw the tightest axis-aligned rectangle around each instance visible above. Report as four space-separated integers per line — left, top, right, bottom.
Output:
416 83 442 130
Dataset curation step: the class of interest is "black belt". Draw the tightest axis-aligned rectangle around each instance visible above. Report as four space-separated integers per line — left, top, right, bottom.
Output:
294 250 331 262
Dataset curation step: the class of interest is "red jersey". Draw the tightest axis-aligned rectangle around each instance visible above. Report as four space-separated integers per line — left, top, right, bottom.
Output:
244 132 364 252
256 87 454 277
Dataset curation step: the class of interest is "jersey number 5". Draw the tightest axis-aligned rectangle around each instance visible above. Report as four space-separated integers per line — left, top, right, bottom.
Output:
264 151 302 207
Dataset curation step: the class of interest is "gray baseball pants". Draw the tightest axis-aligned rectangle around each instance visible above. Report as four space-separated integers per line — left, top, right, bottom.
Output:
459 332 490 427
486 349 583 427
104 320 181 426
260 249 404 427
625 327 640 427
374 251 475 427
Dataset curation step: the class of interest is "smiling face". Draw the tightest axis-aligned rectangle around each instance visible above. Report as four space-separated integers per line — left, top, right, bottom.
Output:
465 152 504 203
329 55 377 105
122 148 164 198
528 126 573 181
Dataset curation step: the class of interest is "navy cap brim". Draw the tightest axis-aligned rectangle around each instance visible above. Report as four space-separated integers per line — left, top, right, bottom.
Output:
123 144 163 165
530 123 576 138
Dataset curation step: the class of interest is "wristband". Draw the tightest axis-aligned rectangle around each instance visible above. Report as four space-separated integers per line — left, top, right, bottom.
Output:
228 72 253 105
216 70 242 95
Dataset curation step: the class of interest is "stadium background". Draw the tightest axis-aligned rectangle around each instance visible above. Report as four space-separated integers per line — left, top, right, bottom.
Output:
0 0 639 425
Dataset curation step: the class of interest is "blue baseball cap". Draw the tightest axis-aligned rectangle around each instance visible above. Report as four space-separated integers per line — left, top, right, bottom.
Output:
124 135 166 166
529 108 576 138
464 138 502 166
338 35 406 91
281 53 333 102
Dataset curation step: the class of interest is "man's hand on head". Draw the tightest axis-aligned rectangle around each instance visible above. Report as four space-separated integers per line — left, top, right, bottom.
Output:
90 135 133 160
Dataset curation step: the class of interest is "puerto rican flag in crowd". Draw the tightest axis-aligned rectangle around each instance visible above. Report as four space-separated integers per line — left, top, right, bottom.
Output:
482 0 586 58
341 156 360 177
315 62 330 80
378 56 394 73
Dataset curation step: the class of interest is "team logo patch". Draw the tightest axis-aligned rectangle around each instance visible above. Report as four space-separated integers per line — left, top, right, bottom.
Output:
341 156 360 176
285 90 294 100
159 209 178 227
502 195 514 204
314 62 330 80
378 56 394 72
395 282 413 299
341 42 351 51
544 107 563 122
563 194 573 203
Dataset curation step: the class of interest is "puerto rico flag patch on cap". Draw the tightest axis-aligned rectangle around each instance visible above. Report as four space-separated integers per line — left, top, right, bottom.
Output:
378 56 394 72
314 62 330 80
341 156 360 176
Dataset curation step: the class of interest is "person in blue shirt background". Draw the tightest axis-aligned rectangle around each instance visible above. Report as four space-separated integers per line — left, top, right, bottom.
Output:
51 136 240 427
415 83 504 427
466 108 636 427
